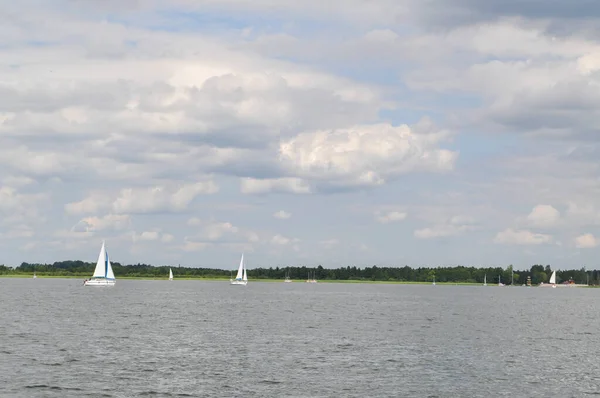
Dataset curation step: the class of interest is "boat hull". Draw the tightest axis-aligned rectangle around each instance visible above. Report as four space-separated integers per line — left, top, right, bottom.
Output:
84 278 116 287
230 279 247 285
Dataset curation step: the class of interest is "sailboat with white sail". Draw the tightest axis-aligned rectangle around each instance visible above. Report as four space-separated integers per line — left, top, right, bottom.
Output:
230 254 248 285
483 274 487 286
84 241 116 287
284 270 292 283
169 268 173 281
540 270 557 288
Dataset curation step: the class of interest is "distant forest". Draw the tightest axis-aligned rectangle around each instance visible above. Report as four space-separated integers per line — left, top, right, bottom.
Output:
0 261 597 285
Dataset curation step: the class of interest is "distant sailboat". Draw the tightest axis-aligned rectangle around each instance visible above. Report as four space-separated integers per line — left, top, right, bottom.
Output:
84 241 116 287
284 270 292 283
483 274 487 286
33 272 37 279
230 254 248 286
306 271 317 283
498 275 504 287
169 268 173 281
432 276 436 286
539 270 557 288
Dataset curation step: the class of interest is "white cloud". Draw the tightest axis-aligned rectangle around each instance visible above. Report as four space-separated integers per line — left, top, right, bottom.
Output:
375 211 407 224
414 224 470 239
574 233 598 249
273 210 291 219
161 233 175 243
240 177 311 194
414 214 476 239
72 214 131 233
526 204 560 228
320 239 339 249
278 120 457 188
112 182 219 214
494 228 553 245
66 181 219 216
271 234 291 245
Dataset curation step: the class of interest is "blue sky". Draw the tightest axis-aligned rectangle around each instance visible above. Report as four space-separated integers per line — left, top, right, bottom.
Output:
1 0 600 271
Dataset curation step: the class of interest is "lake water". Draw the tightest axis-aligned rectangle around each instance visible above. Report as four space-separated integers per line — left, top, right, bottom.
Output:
1 279 599 397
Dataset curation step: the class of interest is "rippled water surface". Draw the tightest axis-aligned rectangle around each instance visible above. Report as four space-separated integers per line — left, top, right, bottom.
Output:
1 278 600 397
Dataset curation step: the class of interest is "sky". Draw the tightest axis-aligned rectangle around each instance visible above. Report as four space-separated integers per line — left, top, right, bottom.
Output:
1 0 600 270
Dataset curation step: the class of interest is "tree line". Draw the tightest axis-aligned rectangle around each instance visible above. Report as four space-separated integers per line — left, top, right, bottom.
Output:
0 261 596 284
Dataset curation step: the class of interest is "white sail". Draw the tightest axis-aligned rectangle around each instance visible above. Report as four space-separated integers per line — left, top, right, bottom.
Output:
235 254 244 280
243 267 247 282
85 241 116 286
484 274 487 285
92 241 108 278
549 270 556 284
169 268 173 280
105 250 115 280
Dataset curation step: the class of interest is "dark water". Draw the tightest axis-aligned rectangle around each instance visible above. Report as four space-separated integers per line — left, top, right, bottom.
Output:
1 279 600 397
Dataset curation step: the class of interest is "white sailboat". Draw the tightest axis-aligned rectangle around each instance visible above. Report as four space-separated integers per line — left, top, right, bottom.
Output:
230 254 248 285
498 275 504 287
483 274 487 286
539 270 558 288
306 271 317 283
169 268 173 281
284 270 292 283
84 241 116 287
33 272 37 279
432 276 436 286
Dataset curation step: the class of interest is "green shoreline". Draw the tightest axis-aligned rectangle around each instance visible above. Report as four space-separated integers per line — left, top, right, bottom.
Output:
3 275 597 287
0 275 518 285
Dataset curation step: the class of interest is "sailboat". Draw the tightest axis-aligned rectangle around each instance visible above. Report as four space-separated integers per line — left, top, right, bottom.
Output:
230 254 248 285
33 272 37 279
540 270 557 288
483 274 487 286
284 270 292 283
432 276 436 286
498 275 504 287
84 241 116 287
169 268 173 281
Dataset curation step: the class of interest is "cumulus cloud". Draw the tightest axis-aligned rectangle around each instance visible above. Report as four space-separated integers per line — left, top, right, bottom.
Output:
278 120 457 189
574 233 598 249
66 181 219 216
72 214 131 233
494 228 553 245
414 215 476 239
375 211 407 224
526 204 560 228
240 178 311 194
273 210 291 219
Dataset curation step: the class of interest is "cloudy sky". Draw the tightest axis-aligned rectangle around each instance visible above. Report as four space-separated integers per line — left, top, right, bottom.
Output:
1 0 599 270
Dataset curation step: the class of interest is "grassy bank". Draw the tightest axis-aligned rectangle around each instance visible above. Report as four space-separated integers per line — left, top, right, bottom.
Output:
0 274 482 285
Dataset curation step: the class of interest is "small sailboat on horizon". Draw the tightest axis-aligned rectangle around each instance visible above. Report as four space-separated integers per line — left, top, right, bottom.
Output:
284 270 292 283
230 254 248 286
84 241 116 287
169 268 173 281
540 270 557 288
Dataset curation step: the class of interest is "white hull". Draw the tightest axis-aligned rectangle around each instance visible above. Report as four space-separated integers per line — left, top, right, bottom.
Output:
230 279 247 285
84 278 116 287
284 280 292 283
